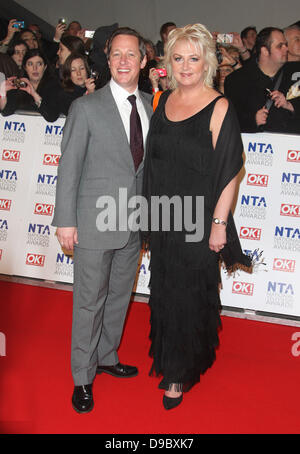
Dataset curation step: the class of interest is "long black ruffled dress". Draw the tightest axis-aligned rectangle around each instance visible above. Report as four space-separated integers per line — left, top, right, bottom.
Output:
142 90 251 392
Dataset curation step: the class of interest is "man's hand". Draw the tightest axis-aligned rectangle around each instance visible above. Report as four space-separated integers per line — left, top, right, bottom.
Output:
255 107 269 126
56 227 78 252
271 90 294 112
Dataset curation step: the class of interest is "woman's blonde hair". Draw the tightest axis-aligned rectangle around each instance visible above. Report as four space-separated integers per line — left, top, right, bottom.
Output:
164 23 218 90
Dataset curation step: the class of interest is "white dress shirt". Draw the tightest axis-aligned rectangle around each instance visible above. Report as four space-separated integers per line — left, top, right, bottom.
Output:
109 78 149 149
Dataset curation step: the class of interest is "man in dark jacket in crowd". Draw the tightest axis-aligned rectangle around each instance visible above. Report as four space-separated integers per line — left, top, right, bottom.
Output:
225 27 300 134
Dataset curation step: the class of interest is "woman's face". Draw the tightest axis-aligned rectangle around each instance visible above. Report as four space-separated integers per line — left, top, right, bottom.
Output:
25 56 46 84
70 58 87 86
20 31 38 49
171 39 207 89
57 43 71 65
12 44 27 67
145 43 155 61
217 65 233 85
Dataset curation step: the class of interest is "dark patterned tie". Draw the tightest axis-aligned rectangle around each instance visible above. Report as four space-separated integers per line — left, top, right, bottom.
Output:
127 94 144 171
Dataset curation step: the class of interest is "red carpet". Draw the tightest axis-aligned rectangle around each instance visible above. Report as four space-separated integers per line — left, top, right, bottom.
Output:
0 280 300 434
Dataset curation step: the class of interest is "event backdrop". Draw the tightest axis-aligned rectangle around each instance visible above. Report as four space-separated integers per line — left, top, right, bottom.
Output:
0 113 299 317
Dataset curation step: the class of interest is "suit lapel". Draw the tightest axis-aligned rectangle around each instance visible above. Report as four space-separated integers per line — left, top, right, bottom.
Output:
136 91 153 175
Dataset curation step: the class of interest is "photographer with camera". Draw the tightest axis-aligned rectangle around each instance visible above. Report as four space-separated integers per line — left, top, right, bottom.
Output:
57 53 96 116
0 48 61 122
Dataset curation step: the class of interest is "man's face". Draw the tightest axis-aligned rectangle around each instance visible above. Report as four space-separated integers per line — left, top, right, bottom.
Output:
244 29 257 49
268 31 288 66
108 34 146 92
67 22 81 36
285 28 300 60
162 25 176 43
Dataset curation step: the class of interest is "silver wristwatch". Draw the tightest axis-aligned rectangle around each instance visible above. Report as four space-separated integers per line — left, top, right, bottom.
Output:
212 217 227 226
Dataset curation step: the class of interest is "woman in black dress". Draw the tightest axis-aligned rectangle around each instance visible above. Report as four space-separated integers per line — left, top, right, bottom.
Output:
143 24 251 410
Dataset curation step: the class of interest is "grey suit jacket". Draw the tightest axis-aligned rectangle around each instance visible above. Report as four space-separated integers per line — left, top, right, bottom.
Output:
52 83 152 250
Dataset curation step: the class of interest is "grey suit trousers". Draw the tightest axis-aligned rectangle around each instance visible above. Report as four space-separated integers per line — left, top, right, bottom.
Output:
71 231 140 386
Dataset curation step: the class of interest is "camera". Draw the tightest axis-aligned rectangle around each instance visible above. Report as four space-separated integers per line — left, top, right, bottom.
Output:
156 68 167 77
12 78 27 88
217 33 233 44
90 70 99 80
12 21 25 29
58 18 66 25
85 30 95 38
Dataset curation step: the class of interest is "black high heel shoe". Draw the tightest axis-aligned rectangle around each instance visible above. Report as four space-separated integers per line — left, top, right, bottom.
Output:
163 393 183 410
163 383 183 410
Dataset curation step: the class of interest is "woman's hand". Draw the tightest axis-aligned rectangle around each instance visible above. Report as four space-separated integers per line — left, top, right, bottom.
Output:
18 78 36 96
209 223 227 253
85 77 95 94
149 67 160 90
18 78 42 106
54 22 66 41
2 19 18 45
4 77 19 92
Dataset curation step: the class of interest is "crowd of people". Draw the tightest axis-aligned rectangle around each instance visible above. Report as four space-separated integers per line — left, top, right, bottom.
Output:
0 18 299 133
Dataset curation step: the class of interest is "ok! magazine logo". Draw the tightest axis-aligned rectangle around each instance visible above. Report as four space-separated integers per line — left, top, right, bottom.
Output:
2 149 20 162
232 281 254 296
26 253 45 267
239 226 262 240
246 173 269 187
43 154 60 166
0 199 12 211
280 204 300 218
34 203 54 216
287 150 300 162
273 258 296 273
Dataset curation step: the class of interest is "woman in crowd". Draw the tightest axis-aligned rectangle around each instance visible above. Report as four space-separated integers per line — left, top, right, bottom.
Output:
58 53 95 115
139 39 159 94
6 38 28 75
149 59 169 93
19 29 39 50
56 34 86 79
215 45 242 93
143 24 251 410
0 48 61 122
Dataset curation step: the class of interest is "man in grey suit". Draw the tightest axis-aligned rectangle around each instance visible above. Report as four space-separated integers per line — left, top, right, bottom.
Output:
52 27 152 413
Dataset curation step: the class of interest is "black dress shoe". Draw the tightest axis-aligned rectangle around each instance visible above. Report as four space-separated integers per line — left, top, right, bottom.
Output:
72 384 94 414
96 362 138 378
